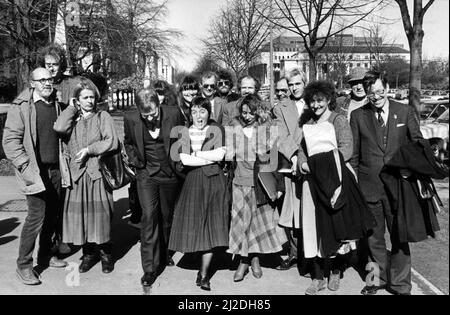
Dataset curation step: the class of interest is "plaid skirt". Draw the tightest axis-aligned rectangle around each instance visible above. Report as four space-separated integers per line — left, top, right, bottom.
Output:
62 172 113 246
228 183 287 256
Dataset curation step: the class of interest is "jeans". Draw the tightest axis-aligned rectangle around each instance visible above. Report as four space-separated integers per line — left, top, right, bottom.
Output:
17 167 62 269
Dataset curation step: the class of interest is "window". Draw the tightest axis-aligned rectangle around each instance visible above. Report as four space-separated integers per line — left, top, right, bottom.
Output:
357 63 361 67
365 63 369 68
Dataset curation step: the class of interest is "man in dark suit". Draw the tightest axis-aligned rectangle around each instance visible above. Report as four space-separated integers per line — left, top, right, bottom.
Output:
350 71 423 295
200 71 226 124
123 88 183 293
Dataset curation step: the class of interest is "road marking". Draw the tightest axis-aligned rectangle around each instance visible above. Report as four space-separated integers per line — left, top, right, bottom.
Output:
411 267 445 295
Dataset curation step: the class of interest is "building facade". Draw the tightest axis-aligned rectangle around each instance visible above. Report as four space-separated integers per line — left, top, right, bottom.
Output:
249 34 410 86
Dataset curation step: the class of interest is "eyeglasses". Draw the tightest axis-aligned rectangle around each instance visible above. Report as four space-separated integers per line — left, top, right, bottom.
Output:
45 63 59 68
182 84 198 91
33 78 54 85
276 89 288 93
202 84 216 90
218 80 230 87
368 89 386 97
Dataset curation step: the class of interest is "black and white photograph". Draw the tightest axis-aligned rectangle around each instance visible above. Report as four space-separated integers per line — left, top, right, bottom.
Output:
0 0 448 300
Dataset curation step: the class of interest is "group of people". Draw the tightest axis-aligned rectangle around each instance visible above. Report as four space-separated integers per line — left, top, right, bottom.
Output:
3 43 445 296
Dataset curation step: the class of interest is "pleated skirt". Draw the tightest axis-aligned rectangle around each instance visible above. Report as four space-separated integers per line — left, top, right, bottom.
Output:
228 183 287 256
62 172 113 246
168 168 229 253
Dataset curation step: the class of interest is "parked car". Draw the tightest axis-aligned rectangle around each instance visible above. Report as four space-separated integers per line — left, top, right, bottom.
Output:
395 89 409 100
387 89 398 99
420 101 449 163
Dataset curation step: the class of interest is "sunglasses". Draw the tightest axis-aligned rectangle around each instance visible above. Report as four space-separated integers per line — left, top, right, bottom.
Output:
33 78 54 85
155 89 165 96
276 89 288 93
182 84 198 91
202 84 216 90
218 80 230 87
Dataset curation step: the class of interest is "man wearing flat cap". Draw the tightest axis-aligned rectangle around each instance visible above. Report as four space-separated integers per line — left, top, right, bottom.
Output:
336 67 368 120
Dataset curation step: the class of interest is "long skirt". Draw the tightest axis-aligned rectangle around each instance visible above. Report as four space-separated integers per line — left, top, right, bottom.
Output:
169 167 229 253
63 172 113 246
228 183 287 256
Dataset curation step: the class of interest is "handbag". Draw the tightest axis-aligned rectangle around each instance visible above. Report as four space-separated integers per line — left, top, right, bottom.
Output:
99 141 135 190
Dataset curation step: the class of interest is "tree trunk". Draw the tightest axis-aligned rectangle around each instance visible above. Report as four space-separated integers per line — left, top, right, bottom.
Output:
408 35 423 116
308 53 317 82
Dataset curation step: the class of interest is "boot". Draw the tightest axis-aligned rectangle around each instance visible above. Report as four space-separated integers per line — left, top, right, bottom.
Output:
79 254 99 273
100 250 114 274
251 256 263 279
233 262 249 282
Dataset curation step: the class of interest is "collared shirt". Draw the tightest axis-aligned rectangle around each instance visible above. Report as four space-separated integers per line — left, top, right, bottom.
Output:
373 99 390 125
210 98 216 119
295 98 306 117
33 91 52 105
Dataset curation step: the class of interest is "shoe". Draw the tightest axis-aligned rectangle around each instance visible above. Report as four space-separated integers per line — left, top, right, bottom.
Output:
166 256 175 267
305 279 327 295
49 256 68 268
328 273 340 291
276 256 297 271
251 256 263 279
78 254 99 273
361 285 387 295
141 273 156 294
196 271 202 286
16 268 41 285
100 251 114 274
233 263 249 282
58 242 72 255
199 276 211 291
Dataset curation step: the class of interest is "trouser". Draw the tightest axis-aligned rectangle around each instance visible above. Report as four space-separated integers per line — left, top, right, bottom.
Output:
310 256 347 280
136 169 180 275
366 198 412 294
286 228 298 257
17 166 62 269
82 242 112 256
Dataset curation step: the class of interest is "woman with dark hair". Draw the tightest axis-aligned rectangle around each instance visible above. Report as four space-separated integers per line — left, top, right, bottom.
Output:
54 79 119 274
153 80 177 107
177 75 200 126
297 80 374 295
168 96 229 291
227 94 286 282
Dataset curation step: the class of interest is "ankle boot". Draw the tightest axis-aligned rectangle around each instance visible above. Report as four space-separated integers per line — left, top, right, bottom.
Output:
100 251 114 274
79 254 99 273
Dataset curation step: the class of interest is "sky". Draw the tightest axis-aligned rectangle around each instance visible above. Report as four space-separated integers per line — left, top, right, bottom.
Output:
164 0 450 72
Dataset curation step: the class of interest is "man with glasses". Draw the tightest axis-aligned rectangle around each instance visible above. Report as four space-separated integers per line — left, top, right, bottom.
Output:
350 71 423 295
336 67 368 120
272 67 308 273
200 72 226 124
123 88 183 294
275 77 290 102
217 69 240 103
3 68 70 285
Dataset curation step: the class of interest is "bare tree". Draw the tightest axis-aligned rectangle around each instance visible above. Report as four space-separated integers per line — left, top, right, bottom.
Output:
362 21 398 66
394 0 435 114
257 0 387 81
0 0 55 91
204 0 273 78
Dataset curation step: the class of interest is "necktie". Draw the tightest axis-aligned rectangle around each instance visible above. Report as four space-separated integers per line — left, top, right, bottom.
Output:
376 108 385 127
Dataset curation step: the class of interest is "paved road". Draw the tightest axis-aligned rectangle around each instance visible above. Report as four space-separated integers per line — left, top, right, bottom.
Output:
0 177 438 295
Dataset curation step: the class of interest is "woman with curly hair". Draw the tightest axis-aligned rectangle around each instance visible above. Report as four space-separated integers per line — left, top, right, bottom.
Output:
227 94 287 282
297 80 374 295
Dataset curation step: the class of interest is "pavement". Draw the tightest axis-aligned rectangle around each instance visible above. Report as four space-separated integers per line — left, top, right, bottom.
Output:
0 176 447 295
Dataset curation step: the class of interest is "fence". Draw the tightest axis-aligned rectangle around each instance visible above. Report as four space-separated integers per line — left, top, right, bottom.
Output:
112 89 136 110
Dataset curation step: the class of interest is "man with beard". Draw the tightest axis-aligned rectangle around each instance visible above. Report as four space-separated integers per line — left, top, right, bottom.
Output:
216 69 240 103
